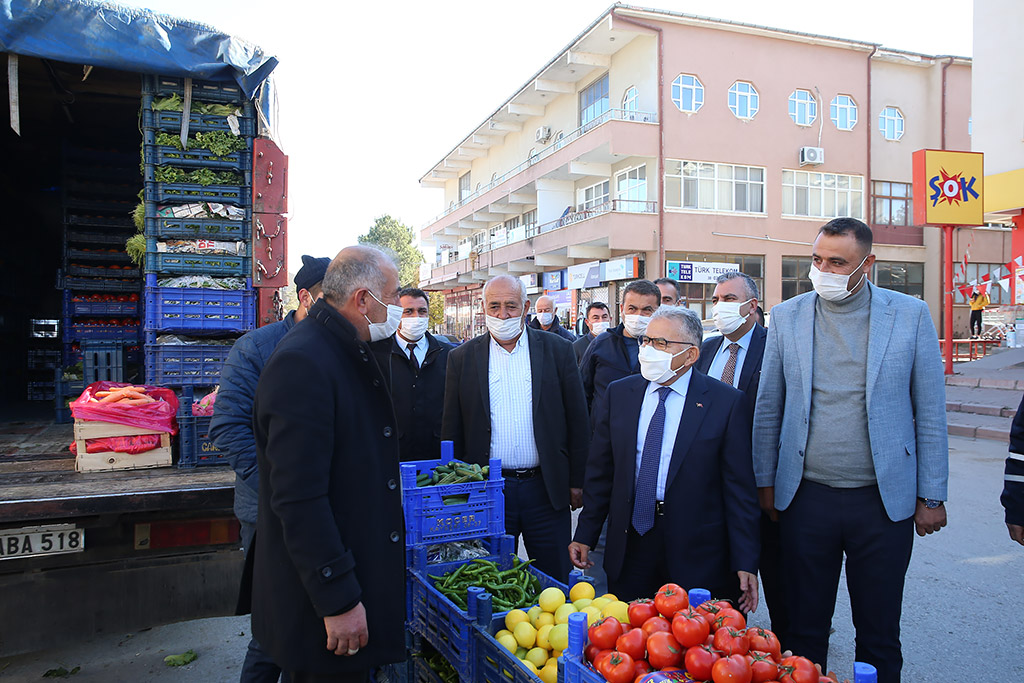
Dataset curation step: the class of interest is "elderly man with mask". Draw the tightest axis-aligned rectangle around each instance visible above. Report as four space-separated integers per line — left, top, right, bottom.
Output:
570 306 760 607
529 294 576 342
442 275 590 578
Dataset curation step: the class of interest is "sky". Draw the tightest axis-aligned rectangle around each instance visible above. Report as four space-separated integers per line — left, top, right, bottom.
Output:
115 0 974 273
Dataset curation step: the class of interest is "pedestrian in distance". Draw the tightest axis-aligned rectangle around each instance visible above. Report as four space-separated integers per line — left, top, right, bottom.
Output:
370 287 453 462
1002 394 1024 546
969 289 989 338
243 246 407 683
654 277 683 306
441 275 590 579
570 306 760 610
529 294 576 342
211 254 330 683
573 301 611 365
753 217 948 683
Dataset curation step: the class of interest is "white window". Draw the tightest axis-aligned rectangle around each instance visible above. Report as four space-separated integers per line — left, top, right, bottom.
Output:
580 74 610 127
615 166 647 211
471 230 487 252
579 180 610 210
664 160 765 213
459 173 471 201
522 209 538 237
878 106 904 141
623 86 639 112
788 89 817 126
671 74 704 113
728 81 759 119
830 94 858 131
782 170 864 219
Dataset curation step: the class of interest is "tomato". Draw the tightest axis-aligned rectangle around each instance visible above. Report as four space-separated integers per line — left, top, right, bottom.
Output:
685 644 722 682
593 650 616 674
713 627 750 656
633 659 653 678
778 656 819 683
599 651 636 683
712 654 753 683
584 643 602 663
589 616 625 650
749 651 780 683
628 599 660 628
645 631 682 670
746 628 782 662
671 608 710 648
641 616 672 637
710 607 746 632
615 628 648 661
654 583 689 618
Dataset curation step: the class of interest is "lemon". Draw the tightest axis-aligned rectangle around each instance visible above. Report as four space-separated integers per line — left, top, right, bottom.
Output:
538 662 558 683
495 629 513 640
600 593 618 602
527 605 543 626
552 649 563 660
516 647 528 660
601 600 630 624
525 647 548 669
505 609 530 632
536 623 554 650
582 605 602 626
521 660 538 674
535 612 555 628
548 623 569 652
537 587 566 613
553 603 577 624
513 621 537 649
590 597 611 611
572 598 593 611
569 581 596 602
497 633 518 653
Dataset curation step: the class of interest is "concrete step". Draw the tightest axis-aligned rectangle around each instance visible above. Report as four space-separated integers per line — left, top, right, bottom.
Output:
945 384 1021 418
945 375 1024 391
945 411 1012 442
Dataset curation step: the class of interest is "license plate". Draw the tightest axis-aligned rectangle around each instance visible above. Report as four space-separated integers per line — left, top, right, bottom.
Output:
0 524 85 561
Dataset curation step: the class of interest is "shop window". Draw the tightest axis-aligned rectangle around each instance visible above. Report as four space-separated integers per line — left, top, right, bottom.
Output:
955 263 1006 305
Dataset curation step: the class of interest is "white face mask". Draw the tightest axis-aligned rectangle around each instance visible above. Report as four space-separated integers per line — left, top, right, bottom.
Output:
638 344 691 384
712 298 753 336
486 314 524 342
623 314 652 337
399 316 429 341
536 312 554 327
365 291 403 342
809 254 869 302
590 320 611 336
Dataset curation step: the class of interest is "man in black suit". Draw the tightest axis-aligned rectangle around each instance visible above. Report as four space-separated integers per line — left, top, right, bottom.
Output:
442 275 590 579
570 306 760 609
249 246 406 682
654 277 683 306
573 302 611 365
371 287 452 462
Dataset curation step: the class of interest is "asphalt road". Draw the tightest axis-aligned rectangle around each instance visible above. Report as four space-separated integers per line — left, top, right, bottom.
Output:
1 435 1021 682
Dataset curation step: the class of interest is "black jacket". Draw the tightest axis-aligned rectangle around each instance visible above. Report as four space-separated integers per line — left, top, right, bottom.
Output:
529 315 576 342
441 327 590 510
695 324 767 422
1004 394 1024 525
573 333 595 366
247 300 406 673
371 331 452 462
579 324 640 413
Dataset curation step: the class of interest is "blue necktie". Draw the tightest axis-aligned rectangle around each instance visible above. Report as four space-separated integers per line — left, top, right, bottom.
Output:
632 386 672 535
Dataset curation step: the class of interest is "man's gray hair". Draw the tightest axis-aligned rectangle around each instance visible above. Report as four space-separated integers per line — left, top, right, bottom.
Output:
716 271 759 301
483 274 528 304
322 245 395 305
650 305 704 346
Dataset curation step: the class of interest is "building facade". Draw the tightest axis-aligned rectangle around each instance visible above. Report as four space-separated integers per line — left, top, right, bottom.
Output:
419 6 971 336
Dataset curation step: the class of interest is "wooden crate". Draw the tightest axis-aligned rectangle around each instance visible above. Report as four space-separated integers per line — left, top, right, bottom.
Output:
73 419 172 473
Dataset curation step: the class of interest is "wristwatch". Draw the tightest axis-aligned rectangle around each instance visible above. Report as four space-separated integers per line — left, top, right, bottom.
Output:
918 497 944 509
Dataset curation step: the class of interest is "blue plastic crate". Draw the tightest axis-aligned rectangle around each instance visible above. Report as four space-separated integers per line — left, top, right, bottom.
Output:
473 612 550 683
145 341 233 386
142 127 254 170
145 213 250 241
66 248 133 264
65 264 141 279
145 181 250 206
177 410 229 468
65 214 134 229
401 455 505 546
142 75 249 104
144 237 250 277
62 275 140 293
142 106 257 136
411 656 445 683
63 323 140 344
64 291 139 317
145 276 256 333
560 613 604 683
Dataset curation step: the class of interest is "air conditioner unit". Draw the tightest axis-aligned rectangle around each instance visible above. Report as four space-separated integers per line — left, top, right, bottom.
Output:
535 126 552 143
800 146 825 166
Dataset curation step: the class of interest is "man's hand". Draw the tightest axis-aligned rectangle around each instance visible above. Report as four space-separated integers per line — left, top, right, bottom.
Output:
914 500 947 537
758 487 778 522
736 571 759 614
1007 523 1024 546
324 602 368 656
569 541 592 569
570 488 584 510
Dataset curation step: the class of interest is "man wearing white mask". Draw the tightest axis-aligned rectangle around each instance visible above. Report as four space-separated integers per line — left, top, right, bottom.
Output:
579 279 662 415
573 302 611 365
753 218 948 683
530 294 576 342
570 306 760 606
442 275 590 578
371 287 452 462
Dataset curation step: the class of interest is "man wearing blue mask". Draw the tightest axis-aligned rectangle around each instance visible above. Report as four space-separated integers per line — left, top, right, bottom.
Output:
529 294 576 342
753 218 948 683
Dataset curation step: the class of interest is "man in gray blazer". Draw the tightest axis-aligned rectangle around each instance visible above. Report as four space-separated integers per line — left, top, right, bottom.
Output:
752 218 948 683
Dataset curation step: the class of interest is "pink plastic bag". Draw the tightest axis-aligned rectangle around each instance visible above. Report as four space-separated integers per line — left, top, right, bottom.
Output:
70 382 179 435
70 434 163 455
192 388 218 416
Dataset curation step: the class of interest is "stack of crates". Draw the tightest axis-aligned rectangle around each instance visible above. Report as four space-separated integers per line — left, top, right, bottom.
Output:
140 75 257 466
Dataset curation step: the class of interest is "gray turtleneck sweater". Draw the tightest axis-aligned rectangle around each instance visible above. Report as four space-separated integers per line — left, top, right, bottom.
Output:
803 282 877 488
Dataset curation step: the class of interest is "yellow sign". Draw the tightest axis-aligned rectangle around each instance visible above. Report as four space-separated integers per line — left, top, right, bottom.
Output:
912 150 984 226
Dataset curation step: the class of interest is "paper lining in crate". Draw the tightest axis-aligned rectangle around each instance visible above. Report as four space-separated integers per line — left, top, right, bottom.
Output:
73 419 172 472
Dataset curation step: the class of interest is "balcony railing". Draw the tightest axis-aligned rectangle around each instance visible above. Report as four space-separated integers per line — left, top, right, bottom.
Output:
424 108 658 229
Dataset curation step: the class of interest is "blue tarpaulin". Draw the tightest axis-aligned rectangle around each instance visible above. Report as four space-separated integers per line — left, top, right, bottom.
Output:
0 0 278 99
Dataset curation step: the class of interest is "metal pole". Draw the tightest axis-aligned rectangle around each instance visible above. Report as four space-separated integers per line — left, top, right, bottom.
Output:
944 224 955 375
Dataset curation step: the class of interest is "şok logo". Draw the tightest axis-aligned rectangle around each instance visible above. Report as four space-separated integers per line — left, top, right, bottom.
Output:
930 168 979 207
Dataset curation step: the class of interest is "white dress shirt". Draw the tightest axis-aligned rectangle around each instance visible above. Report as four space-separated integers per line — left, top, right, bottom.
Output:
706 325 755 388
488 330 541 469
635 369 692 500
397 331 428 367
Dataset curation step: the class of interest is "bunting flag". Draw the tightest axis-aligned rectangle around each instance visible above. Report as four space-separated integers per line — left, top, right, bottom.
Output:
999 277 1011 293
981 273 991 283
958 285 973 298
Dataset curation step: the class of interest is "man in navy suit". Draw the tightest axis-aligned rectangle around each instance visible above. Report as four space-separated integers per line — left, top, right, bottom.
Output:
570 306 760 610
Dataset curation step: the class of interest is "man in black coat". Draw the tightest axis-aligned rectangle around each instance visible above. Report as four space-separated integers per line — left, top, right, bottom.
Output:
529 294 576 342
573 302 611 365
1003 395 1024 546
371 287 452 462
249 246 406 682
442 275 590 579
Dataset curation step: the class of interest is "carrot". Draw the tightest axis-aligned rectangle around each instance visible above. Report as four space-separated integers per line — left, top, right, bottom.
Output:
95 391 112 398
118 397 156 405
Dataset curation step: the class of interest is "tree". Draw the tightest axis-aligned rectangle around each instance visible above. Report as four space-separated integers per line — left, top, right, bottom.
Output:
358 215 424 287
429 291 445 328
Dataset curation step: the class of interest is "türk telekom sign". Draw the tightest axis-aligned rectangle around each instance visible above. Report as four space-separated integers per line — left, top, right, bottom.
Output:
912 149 984 226
665 260 739 284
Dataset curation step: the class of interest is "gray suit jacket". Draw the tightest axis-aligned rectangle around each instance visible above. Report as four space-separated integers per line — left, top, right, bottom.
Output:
752 282 948 522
